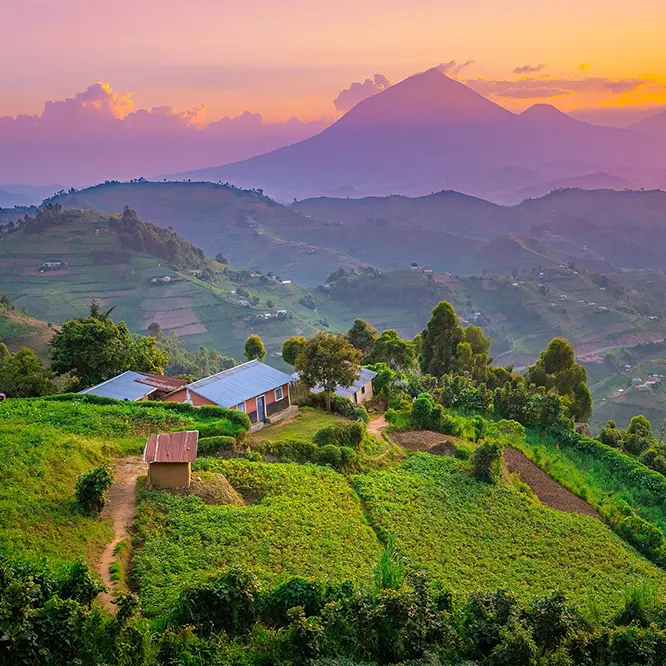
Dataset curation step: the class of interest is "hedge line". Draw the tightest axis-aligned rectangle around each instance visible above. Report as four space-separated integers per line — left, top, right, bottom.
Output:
36 392 251 430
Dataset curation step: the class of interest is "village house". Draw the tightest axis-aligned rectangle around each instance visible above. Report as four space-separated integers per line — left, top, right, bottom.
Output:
292 367 377 405
143 430 198 489
79 371 186 401
164 360 296 428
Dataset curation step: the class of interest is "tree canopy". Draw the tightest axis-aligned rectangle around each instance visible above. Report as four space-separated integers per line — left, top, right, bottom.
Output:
50 303 168 388
525 338 592 422
244 335 266 362
419 301 465 377
367 329 415 371
295 332 362 410
346 318 378 357
281 336 308 365
0 347 55 397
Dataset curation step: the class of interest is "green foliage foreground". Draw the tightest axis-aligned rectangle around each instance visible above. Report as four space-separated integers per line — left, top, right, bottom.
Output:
0 398 247 564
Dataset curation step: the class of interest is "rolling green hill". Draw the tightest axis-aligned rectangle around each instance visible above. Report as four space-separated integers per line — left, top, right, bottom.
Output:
49 182 365 284
0 206 332 361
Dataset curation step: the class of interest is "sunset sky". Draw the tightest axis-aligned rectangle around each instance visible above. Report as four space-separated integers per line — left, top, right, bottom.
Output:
3 0 666 125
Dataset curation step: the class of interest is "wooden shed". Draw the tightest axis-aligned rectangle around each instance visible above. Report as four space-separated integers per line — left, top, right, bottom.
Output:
143 430 199 489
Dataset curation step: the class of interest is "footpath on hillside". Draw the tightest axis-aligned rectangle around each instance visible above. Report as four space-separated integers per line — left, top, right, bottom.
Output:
366 414 388 438
97 456 146 612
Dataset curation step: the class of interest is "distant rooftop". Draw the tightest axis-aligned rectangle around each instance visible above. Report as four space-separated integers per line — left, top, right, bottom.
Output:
292 367 376 399
186 360 294 408
79 370 186 401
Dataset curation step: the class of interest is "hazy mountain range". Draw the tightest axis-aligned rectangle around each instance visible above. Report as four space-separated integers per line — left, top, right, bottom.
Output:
172 68 666 203
31 181 666 285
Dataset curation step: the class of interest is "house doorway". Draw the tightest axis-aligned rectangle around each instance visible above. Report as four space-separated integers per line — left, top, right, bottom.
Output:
257 395 266 422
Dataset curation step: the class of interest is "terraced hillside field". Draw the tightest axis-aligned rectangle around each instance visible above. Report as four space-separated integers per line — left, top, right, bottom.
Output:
0 209 330 360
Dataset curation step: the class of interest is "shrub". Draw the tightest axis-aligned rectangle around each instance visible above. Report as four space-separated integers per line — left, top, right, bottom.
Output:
198 421 241 438
59 561 106 607
75 466 113 515
172 567 260 634
198 435 237 456
350 406 370 423
260 439 318 464
316 445 343 469
262 577 326 625
199 404 251 429
313 421 365 450
473 442 504 484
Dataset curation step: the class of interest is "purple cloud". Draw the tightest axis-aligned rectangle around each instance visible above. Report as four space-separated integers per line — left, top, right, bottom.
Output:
333 74 392 112
513 64 548 74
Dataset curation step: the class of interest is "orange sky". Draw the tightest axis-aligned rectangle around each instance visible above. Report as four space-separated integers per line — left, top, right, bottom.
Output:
3 0 666 122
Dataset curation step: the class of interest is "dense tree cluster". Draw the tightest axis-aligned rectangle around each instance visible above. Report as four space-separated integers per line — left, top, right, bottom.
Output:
111 206 205 270
0 344 55 397
4 556 666 665
50 302 168 388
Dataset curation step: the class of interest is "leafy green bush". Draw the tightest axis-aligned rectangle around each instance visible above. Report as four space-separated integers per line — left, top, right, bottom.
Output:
75 466 113 515
316 444 343 469
259 438 318 463
473 441 504 484
172 567 260 634
313 421 365 450
198 435 237 456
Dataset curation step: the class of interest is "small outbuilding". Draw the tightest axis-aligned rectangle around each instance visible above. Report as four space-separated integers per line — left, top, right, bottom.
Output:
143 430 199 489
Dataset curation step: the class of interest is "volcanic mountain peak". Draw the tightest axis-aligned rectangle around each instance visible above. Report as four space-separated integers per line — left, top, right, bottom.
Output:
519 104 584 126
334 67 516 126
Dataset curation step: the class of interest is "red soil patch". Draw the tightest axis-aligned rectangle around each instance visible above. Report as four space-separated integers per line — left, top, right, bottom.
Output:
391 430 456 453
504 447 600 519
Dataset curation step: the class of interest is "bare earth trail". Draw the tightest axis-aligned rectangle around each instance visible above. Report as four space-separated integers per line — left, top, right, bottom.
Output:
366 414 388 438
97 456 146 612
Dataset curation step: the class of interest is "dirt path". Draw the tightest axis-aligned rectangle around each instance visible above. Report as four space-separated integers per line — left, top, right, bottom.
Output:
97 456 146 611
366 414 388 437
504 447 600 519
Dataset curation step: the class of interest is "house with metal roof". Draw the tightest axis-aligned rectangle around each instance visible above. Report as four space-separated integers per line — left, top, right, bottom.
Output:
144 430 198 489
163 360 296 427
292 367 377 405
79 371 186 402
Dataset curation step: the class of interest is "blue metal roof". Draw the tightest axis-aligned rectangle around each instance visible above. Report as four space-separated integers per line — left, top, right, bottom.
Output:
79 371 157 401
187 360 294 408
291 367 376 399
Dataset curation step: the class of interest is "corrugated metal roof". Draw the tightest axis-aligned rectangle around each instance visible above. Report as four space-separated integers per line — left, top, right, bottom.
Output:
186 360 294 408
79 371 185 401
291 367 376 399
144 430 199 464
136 373 186 392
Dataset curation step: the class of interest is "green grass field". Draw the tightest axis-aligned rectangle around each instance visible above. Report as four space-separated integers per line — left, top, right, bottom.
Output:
132 459 382 616
352 453 666 618
0 398 242 565
249 406 343 444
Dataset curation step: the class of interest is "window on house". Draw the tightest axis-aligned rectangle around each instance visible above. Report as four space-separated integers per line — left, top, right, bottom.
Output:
236 402 246 412
274 386 284 401
361 385 366 394
353 393 358 403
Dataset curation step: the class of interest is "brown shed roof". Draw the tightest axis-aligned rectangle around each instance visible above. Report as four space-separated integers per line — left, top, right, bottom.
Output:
143 430 199 464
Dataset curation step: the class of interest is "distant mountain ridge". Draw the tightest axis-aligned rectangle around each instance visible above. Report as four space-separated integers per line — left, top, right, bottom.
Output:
170 68 666 202
43 181 666 282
